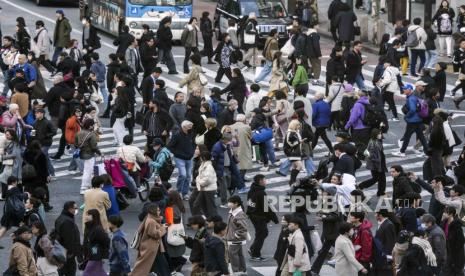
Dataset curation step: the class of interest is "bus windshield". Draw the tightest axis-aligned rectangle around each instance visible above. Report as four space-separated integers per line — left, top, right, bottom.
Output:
240 0 287 18
128 0 192 6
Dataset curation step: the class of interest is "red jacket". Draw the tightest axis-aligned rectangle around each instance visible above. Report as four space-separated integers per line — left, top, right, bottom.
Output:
352 219 373 262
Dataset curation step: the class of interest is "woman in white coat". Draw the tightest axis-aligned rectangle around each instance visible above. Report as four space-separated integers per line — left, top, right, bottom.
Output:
280 217 311 276
376 60 401 121
334 222 368 276
194 151 218 218
326 78 346 130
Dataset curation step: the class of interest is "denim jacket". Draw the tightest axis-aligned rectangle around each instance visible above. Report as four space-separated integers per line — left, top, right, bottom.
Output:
109 229 131 273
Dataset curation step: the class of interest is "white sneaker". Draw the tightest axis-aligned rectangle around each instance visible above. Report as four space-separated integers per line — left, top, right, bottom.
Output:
389 118 400 122
138 186 147 193
391 151 406 157
260 166 270 172
416 153 426 158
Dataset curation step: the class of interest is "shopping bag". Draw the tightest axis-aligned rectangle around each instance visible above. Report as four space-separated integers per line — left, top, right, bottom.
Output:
310 230 323 252
252 127 273 143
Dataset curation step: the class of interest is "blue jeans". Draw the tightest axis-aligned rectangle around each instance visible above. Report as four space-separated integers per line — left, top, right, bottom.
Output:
174 157 193 196
279 158 315 176
52 47 63 65
264 139 276 164
354 73 366 90
254 60 272 83
42 146 55 176
410 49 426 75
98 81 108 104
425 50 438 69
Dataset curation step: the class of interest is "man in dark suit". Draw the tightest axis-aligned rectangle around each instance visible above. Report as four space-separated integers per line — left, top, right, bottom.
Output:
332 143 355 176
141 67 162 105
374 209 397 275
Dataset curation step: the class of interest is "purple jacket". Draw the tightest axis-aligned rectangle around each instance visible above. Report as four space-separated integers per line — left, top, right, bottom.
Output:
345 96 369 130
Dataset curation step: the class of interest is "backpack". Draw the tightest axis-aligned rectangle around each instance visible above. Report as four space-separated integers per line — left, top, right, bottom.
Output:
340 96 357 124
439 14 452 33
5 194 25 219
405 27 420 48
362 103 383 128
417 99 429 118
372 236 388 269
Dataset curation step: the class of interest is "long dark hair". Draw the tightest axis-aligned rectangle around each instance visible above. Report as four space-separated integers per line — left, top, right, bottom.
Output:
85 209 103 231
167 190 186 213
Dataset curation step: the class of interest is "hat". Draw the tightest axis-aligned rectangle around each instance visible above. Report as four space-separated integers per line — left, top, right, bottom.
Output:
0 96 7 103
56 9 64 15
336 131 350 140
414 80 428 86
14 226 32 236
401 83 414 91
343 83 354 92
322 186 337 196
151 138 164 147
34 108 45 113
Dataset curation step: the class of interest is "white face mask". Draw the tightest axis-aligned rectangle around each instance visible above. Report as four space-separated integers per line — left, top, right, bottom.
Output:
227 202 235 209
421 223 427 229
74 209 79 216
82 19 87 25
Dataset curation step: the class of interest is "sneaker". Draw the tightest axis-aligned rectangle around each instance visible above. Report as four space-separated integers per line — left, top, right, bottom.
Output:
220 204 229 209
260 166 270 172
250 256 267 262
138 186 147 193
388 117 399 122
275 169 286 177
412 148 421 154
183 195 190 201
391 151 406 157
237 187 249 194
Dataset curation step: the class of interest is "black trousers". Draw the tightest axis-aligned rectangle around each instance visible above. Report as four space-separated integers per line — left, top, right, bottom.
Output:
400 123 428 153
358 170 387 195
38 54 55 73
202 35 214 58
215 66 232 82
58 257 76 276
352 128 371 160
312 126 334 153
383 91 398 118
249 216 269 258
330 111 342 130
193 190 217 218
55 128 67 157
311 239 335 273
183 46 200 73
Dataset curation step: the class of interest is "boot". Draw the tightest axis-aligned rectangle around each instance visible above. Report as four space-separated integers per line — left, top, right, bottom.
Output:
289 169 300 186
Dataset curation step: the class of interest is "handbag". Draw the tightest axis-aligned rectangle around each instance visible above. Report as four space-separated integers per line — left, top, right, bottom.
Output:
354 21 361 36
199 72 208 86
131 218 146 249
243 31 255 45
116 190 129 210
280 36 295 56
195 129 208 145
135 106 147 126
252 127 273 143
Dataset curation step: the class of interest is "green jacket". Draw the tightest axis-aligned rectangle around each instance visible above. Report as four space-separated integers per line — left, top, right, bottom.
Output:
53 17 72 48
292 65 309 87
75 129 101 160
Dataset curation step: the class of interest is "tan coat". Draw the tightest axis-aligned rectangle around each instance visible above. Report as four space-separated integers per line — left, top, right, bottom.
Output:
281 229 312 273
82 188 111 231
11 92 29 118
8 241 37 276
129 214 166 276
334 234 364 276
230 121 253 170
269 59 287 93
179 64 204 93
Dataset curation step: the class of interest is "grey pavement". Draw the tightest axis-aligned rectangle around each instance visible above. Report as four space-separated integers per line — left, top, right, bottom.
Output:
0 1 464 276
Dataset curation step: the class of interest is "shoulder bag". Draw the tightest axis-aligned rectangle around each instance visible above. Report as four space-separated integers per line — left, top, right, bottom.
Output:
73 131 93 159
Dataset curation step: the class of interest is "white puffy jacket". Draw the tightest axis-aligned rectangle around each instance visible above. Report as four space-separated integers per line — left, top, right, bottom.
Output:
196 160 217 191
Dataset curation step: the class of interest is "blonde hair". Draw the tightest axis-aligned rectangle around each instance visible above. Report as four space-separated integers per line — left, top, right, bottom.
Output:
204 117 217 128
288 119 301 131
9 103 19 112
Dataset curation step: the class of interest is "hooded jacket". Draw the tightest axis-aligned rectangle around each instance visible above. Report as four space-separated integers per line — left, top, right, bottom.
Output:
352 219 373 262
246 183 278 223
204 234 229 275
344 96 369 130
407 25 428 50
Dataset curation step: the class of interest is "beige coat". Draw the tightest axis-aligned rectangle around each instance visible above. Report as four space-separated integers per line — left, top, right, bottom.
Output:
129 214 166 276
230 121 253 170
334 234 364 276
196 160 217 191
9 241 37 276
83 188 111 231
281 229 311 273
269 59 287 93
179 64 204 93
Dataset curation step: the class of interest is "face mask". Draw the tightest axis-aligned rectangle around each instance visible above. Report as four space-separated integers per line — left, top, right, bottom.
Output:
227 202 235 209
187 129 193 134
74 209 79 216
421 223 427 229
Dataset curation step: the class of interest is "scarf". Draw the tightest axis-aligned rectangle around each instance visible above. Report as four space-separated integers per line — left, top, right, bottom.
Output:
411 236 437 267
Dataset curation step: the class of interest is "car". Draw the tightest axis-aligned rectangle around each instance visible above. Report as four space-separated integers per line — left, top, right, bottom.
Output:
214 0 291 49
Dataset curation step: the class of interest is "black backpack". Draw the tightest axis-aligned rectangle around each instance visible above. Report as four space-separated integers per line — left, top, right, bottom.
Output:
5 194 25 219
159 154 174 181
362 103 384 128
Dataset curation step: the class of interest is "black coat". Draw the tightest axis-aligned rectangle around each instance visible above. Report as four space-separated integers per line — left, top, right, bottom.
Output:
443 218 465 275
326 54 345 83
217 108 235 130
142 109 173 137
106 61 120 91
345 50 363 83
274 227 290 267
305 31 322 58
392 174 414 206
200 17 213 38
45 82 72 117
156 23 173 50
140 76 170 108
140 43 158 73
333 154 355 176
328 0 346 26
320 211 341 241
185 108 206 136
55 211 81 257
398 244 434 276
185 227 208 263
23 148 49 185
113 32 135 55
83 225 110 261
221 76 246 106
293 33 307 58
433 70 446 102
246 183 278 223
386 46 400 68
204 127 222 152
375 219 396 254
334 10 357 42
82 25 100 49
